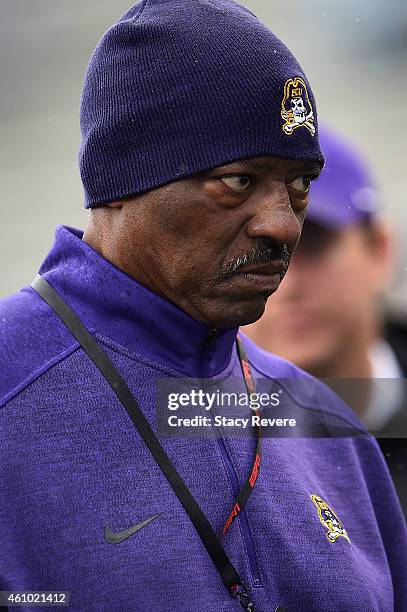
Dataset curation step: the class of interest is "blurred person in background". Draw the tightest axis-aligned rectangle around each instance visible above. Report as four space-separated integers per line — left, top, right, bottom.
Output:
244 125 407 515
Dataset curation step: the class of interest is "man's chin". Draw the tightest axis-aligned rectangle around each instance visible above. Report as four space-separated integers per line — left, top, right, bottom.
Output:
200 295 269 329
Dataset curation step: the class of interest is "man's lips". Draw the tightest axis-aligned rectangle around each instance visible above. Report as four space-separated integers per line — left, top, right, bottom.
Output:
223 260 286 293
234 260 286 277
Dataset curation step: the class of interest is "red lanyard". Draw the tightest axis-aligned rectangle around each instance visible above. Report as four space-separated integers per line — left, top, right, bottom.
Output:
222 335 262 535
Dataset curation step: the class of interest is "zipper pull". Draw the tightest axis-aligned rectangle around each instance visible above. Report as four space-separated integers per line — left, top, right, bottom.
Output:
202 327 218 350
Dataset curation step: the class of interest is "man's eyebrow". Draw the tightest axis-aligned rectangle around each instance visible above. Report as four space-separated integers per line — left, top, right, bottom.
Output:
303 163 322 177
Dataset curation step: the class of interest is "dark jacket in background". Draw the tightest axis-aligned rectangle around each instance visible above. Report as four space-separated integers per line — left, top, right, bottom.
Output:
378 317 407 518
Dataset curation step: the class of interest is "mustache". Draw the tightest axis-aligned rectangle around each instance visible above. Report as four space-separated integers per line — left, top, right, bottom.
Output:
216 240 291 279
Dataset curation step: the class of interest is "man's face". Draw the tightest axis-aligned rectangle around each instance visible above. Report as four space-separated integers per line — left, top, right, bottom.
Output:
244 220 392 375
95 156 320 328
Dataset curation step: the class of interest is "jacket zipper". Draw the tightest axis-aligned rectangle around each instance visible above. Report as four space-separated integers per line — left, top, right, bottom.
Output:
198 328 262 587
217 436 262 587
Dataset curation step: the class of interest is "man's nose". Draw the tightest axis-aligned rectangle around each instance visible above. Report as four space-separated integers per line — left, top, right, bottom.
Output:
245 183 302 246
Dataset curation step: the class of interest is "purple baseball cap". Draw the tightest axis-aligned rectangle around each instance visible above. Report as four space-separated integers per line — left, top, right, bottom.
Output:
306 125 380 228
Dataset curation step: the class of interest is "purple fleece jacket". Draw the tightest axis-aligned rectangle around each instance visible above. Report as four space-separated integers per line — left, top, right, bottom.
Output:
0 226 406 612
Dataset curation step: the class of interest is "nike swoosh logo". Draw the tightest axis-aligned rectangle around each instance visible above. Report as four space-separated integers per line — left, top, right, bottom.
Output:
104 513 161 544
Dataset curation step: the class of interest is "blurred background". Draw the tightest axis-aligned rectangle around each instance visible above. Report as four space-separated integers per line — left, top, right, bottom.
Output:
1 0 406 307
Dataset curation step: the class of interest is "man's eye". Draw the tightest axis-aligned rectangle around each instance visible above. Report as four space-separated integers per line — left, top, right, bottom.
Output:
220 175 251 192
287 176 311 193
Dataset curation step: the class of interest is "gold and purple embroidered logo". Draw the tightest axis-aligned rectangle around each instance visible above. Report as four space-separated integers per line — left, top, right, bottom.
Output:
311 494 350 543
281 77 315 137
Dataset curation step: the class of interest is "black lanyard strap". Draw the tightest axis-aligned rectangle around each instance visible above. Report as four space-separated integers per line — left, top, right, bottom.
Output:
30 274 258 611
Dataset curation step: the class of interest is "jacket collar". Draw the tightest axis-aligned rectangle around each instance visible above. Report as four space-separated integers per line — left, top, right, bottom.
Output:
38 226 238 377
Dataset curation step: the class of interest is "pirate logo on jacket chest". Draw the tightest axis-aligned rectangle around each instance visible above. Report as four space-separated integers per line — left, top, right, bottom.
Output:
281 77 315 136
311 494 350 543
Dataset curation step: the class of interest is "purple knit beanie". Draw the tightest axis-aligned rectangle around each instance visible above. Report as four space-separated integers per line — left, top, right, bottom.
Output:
79 0 323 208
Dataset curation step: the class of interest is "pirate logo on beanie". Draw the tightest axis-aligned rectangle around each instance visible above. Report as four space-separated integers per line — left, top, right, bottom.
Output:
310 494 350 543
281 77 316 137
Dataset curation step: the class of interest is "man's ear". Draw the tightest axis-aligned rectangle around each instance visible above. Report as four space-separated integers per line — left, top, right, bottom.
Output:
83 201 123 248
